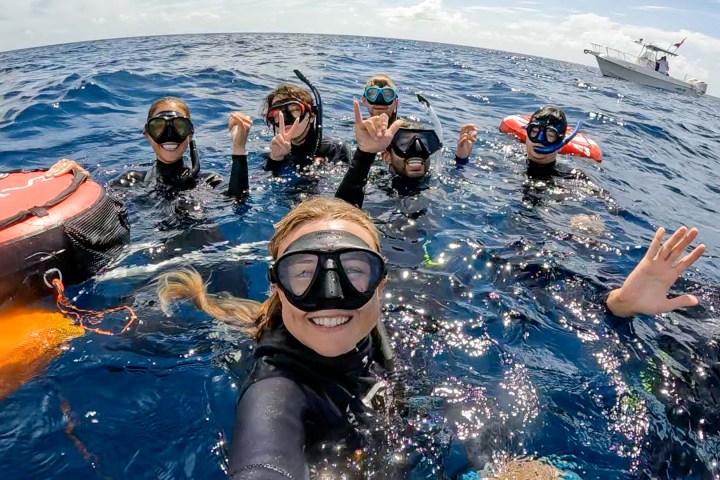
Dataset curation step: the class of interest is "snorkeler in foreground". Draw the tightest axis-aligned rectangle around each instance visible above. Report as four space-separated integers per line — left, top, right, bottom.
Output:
158 197 394 480
48 96 250 198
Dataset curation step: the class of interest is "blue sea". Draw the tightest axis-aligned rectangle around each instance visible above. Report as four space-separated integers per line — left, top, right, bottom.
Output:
1 33 719 479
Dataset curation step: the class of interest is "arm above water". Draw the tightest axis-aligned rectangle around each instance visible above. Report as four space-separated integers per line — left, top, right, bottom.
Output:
606 226 706 317
454 124 478 165
227 112 251 198
335 148 376 208
228 376 310 480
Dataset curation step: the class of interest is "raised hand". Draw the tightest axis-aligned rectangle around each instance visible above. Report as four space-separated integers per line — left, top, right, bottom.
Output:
269 114 303 161
455 123 478 160
229 112 252 156
353 100 403 154
606 226 706 317
45 158 89 178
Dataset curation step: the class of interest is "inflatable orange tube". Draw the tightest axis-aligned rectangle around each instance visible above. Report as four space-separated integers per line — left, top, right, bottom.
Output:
0 308 84 400
499 114 602 162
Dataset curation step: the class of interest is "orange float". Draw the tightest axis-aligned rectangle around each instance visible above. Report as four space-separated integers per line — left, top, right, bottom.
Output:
0 169 129 305
499 114 602 162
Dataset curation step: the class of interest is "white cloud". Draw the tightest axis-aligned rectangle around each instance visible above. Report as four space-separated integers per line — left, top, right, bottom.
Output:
381 0 463 26
0 0 718 94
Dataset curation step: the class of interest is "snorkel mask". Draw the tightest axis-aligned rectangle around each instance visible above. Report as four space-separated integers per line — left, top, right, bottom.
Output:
363 86 398 106
527 115 583 154
388 93 444 171
145 111 194 144
265 100 310 131
269 230 387 312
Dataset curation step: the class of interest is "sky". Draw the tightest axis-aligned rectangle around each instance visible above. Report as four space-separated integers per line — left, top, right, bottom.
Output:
2 0 719 95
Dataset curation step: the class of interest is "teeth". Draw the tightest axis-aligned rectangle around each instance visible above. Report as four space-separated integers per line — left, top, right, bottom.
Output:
161 143 179 151
310 316 350 327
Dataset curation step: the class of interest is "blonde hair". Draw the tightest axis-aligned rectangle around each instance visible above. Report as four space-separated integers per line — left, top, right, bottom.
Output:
484 456 563 480
157 197 380 340
365 74 396 89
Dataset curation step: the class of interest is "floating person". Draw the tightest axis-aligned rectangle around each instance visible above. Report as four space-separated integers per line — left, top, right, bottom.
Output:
336 94 472 208
361 73 400 124
230 70 350 176
493 106 602 168
50 96 250 198
157 196 395 479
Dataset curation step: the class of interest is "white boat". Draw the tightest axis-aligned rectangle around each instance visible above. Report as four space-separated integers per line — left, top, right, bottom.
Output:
584 40 707 95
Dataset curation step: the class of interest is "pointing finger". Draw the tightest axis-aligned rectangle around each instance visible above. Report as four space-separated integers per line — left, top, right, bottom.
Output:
353 99 364 125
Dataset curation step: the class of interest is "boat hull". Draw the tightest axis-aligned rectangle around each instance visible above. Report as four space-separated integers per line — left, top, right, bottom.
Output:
593 55 703 95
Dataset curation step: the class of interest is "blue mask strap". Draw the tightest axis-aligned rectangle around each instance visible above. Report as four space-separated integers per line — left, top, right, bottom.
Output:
533 121 583 154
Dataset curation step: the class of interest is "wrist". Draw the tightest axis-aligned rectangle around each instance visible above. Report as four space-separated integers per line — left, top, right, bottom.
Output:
606 288 635 318
233 148 247 156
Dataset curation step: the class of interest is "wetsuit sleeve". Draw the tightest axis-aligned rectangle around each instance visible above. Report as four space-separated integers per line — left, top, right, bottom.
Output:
263 153 288 173
228 377 310 480
455 154 470 165
335 149 377 208
320 139 351 164
227 154 249 198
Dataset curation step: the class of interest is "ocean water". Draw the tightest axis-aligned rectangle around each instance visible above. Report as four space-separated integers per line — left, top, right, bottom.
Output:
1 33 719 479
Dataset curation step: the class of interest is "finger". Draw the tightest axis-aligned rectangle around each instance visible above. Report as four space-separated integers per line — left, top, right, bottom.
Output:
658 226 689 261
663 294 699 312
387 119 405 137
364 119 378 137
461 124 476 134
278 114 286 134
668 228 699 263
353 100 363 125
646 227 665 260
675 244 706 272
287 116 302 138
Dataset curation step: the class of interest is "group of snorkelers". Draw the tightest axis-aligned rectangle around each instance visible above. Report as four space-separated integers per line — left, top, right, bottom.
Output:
40 72 708 479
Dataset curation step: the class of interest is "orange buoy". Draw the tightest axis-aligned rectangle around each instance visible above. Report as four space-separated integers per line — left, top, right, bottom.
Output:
499 114 602 162
0 308 84 400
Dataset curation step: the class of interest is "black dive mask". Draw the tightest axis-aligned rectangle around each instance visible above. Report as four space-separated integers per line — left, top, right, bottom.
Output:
390 128 442 159
145 111 194 144
269 230 387 312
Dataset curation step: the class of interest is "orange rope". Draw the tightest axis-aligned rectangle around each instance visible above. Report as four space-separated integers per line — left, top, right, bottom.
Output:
50 277 136 336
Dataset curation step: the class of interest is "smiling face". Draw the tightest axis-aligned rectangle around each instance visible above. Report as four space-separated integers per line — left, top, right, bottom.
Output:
274 219 384 357
269 94 314 144
525 137 559 165
144 100 191 164
382 150 430 178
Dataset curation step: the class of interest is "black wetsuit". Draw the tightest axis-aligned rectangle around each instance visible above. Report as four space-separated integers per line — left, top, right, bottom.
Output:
335 148 460 209
228 323 389 480
263 127 351 175
109 156 249 199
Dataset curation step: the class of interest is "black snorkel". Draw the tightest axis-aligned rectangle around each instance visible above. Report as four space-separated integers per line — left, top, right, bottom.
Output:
188 139 200 178
293 69 323 158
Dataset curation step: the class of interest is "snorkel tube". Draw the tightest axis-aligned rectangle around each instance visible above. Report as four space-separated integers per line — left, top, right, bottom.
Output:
532 121 584 154
188 139 200 178
416 93 444 147
293 69 323 158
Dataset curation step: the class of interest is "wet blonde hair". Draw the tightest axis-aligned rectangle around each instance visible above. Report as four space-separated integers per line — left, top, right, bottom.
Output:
365 74 396 89
484 456 563 479
147 96 190 120
157 197 380 340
